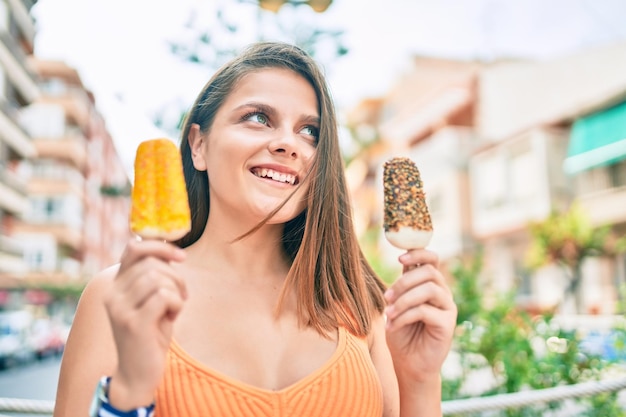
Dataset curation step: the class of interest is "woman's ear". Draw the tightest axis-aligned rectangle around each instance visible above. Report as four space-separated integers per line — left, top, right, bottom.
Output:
188 123 207 171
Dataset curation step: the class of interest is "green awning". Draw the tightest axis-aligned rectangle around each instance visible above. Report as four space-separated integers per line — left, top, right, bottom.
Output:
564 100 626 174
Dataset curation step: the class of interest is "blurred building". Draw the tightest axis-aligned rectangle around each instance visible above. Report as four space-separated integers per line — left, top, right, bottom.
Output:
347 41 626 315
15 58 131 285
0 0 39 289
0 0 131 308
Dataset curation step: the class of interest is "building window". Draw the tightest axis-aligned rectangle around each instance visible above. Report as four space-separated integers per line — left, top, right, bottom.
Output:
29 252 44 270
29 195 83 226
477 157 507 209
509 145 536 203
608 159 626 188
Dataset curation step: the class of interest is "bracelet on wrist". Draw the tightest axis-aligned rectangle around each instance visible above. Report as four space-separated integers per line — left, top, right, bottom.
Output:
89 376 156 417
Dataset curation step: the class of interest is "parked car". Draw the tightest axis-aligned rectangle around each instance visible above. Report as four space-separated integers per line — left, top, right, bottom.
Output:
0 310 36 369
31 318 66 359
580 328 626 362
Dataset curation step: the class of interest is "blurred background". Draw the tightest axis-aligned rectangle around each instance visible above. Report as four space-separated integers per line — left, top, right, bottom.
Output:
0 0 625 415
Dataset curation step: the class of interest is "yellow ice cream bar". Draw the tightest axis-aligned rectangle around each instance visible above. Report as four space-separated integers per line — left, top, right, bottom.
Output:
383 157 433 249
130 138 191 241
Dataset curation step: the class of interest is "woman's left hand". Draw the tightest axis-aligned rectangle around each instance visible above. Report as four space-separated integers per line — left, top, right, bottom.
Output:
383 249 458 380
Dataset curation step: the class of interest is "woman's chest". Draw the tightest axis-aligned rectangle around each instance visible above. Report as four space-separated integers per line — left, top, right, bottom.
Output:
157 326 383 417
173 296 339 391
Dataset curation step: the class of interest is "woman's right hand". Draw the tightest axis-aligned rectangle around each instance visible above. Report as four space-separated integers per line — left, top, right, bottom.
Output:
103 238 187 410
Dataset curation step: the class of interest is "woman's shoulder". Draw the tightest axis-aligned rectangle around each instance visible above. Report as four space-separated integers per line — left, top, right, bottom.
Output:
62 263 120 362
54 266 120 416
71 264 120 317
83 263 120 292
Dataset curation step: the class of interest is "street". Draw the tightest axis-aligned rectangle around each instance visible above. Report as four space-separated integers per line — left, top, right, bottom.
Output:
0 357 60 416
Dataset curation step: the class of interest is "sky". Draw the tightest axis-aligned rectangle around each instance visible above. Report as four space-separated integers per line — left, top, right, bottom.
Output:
29 0 626 175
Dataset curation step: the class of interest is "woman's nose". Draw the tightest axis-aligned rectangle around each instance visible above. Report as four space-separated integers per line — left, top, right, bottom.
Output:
269 133 298 159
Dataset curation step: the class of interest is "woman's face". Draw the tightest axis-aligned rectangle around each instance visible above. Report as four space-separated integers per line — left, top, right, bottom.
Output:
190 68 319 224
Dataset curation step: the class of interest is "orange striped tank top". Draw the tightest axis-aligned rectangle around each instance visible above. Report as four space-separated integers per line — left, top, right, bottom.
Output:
154 327 383 416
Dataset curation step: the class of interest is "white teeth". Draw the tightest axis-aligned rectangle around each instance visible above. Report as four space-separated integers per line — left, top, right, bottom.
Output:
253 168 296 185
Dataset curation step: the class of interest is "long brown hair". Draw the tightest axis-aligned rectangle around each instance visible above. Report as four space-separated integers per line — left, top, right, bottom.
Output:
175 41 386 336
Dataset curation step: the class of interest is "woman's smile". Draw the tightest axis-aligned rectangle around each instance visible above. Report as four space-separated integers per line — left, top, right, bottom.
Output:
251 167 298 185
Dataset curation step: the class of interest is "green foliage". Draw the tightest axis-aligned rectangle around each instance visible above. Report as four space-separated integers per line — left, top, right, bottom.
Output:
477 294 534 395
359 228 398 285
100 184 131 197
445 253 625 416
32 282 86 302
525 203 624 313
582 392 626 417
450 251 483 325
616 284 626 315
615 235 626 253
528 321 603 389
526 203 610 270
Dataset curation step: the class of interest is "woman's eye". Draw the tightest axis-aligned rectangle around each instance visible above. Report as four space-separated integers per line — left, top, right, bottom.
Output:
301 125 319 139
246 112 268 125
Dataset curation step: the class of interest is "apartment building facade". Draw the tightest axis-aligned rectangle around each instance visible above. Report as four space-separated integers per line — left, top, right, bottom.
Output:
0 0 39 291
347 42 626 314
15 58 131 286
0 0 131 309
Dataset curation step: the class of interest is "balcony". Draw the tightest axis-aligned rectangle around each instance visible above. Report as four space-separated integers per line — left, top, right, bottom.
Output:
469 130 557 239
27 176 84 201
37 95 91 132
26 162 85 200
0 32 39 103
0 161 27 191
0 183 28 215
10 233 83 285
33 137 87 172
4 0 37 48
19 103 88 170
29 81 92 132
12 222 82 252
578 187 626 226
574 161 626 226
16 190 84 252
0 106 36 158
0 234 26 274
0 164 28 214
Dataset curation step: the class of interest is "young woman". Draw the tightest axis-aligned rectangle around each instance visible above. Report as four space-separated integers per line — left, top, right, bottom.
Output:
54 41 457 417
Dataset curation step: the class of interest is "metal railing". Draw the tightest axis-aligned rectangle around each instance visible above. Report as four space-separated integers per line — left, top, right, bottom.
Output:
1 375 625 416
441 375 626 415
0 397 54 415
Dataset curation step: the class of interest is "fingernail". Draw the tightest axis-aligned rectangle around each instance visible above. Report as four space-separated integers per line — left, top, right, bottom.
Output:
384 289 394 301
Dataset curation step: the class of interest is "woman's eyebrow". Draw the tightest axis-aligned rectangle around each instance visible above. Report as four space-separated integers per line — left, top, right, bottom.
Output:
300 114 320 125
233 101 319 125
233 101 276 116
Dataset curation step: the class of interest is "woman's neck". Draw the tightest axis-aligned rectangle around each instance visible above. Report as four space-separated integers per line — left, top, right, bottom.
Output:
184 214 291 283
